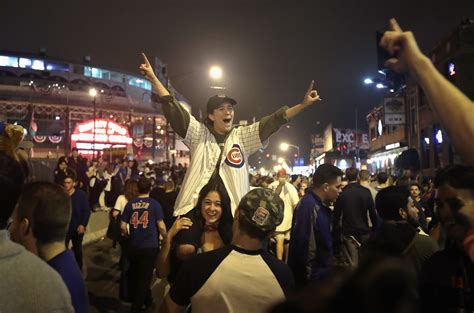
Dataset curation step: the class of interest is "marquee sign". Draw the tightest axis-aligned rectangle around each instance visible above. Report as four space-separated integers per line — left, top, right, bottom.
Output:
71 119 132 153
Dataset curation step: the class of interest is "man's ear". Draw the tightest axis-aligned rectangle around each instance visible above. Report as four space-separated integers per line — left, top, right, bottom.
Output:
20 218 31 236
322 182 329 192
399 208 407 220
208 113 215 122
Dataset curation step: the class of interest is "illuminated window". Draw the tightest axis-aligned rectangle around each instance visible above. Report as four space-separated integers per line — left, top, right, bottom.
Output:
0 55 18 67
19 58 44 70
19 58 32 68
45 62 70 72
128 76 152 90
84 66 104 79
110 71 124 83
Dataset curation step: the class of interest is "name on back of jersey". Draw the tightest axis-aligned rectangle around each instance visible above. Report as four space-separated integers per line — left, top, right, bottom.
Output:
132 201 150 210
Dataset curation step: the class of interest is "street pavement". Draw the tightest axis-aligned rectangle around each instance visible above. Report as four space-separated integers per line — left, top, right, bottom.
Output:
81 210 168 312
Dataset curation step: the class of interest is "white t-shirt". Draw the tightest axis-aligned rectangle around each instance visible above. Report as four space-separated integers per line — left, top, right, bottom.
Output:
169 245 294 313
114 195 128 213
269 181 300 232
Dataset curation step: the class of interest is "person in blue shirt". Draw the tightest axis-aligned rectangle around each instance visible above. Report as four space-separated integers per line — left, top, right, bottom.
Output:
288 164 343 288
64 170 91 270
10 181 89 313
121 177 167 313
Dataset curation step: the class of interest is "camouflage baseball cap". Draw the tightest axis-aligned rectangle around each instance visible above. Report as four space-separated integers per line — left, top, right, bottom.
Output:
238 188 284 232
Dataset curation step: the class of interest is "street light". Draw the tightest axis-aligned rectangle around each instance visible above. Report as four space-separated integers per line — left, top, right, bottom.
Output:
364 78 373 84
280 142 300 156
209 66 223 80
88 87 97 97
89 87 97 158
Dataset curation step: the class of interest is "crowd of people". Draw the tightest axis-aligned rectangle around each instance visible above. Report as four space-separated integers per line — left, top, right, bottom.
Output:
0 17 474 313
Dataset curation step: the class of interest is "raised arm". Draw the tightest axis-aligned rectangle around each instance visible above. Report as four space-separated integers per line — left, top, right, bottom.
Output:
380 18 474 166
139 53 190 138
259 81 321 142
140 53 170 97
285 80 322 119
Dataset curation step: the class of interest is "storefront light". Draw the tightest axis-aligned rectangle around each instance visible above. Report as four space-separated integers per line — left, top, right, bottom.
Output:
435 130 443 144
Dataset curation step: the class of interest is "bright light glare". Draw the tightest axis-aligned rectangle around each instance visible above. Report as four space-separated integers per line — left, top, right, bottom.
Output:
436 130 443 144
424 137 430 145
88 88 97 97
278 157 284 164
376 83 385 89
209 66 223 79
364 78 373 84
280 142 289 151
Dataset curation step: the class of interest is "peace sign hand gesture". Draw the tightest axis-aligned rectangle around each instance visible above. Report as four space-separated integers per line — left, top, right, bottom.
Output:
302 80 322 107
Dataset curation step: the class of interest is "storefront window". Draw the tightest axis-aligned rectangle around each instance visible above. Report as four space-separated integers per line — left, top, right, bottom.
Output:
0 55 18 68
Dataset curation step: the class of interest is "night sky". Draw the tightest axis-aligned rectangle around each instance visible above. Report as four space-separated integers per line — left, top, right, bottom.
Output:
1 0 472 158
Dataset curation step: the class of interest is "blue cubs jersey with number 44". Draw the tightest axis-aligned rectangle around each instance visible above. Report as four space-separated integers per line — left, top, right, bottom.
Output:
121 197 164 249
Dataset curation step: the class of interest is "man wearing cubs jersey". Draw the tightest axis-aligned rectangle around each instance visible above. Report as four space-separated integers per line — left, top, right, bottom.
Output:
140 53 321 259
121 177 167 313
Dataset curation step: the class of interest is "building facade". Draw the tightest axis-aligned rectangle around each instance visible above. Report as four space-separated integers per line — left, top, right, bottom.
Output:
366 20 474 175
0 50 190 163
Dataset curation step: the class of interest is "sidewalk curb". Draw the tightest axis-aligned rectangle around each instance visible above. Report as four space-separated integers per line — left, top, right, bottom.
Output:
84 228 108 245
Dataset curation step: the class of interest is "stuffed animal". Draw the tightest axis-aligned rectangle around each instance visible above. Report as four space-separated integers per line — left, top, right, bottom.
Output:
0 122 25 162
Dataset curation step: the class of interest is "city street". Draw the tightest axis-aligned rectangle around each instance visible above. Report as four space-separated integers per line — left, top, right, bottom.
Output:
84 237 168 313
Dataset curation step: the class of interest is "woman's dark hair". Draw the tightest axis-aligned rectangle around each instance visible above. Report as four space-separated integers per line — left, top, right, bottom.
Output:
193 183 232 243
55 156 68 170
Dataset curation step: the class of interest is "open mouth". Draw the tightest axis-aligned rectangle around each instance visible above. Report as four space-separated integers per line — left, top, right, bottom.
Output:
206 211 217 217
223 118 232 124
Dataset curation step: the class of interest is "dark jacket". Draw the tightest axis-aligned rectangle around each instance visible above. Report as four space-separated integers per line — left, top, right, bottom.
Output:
362 222 439 299
420 243 473 313
288 189 333 288
68 189 91 234
333 182 378 242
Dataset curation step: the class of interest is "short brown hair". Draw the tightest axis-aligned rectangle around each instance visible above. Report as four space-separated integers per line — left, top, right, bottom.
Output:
16 182 71 244
123 179 139 201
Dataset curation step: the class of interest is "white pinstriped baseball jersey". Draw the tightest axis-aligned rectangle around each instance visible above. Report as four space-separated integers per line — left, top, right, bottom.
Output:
173 114 263 216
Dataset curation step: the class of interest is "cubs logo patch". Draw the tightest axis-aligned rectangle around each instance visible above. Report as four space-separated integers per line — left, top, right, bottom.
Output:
225 144 245 168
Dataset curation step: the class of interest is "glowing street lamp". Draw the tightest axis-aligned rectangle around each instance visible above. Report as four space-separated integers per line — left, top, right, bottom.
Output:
88 87 98 97
209 66 223 80
89 88 98 157
280 142 300 156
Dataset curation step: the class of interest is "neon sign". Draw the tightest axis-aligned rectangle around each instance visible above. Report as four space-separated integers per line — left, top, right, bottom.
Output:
71 119 132 150
448 63 456 77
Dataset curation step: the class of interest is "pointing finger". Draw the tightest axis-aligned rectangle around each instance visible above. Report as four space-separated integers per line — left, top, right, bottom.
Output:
141 53 151 67
306 80 314 95
389 18 403 32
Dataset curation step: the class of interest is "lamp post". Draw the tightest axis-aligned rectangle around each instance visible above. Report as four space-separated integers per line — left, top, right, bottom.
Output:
280 142 300 156
89 87 98 158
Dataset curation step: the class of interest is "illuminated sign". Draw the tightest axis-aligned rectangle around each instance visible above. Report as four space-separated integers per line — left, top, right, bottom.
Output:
448 63 456 76
385 142 400 150
435 129 443 144
71 119 132 150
